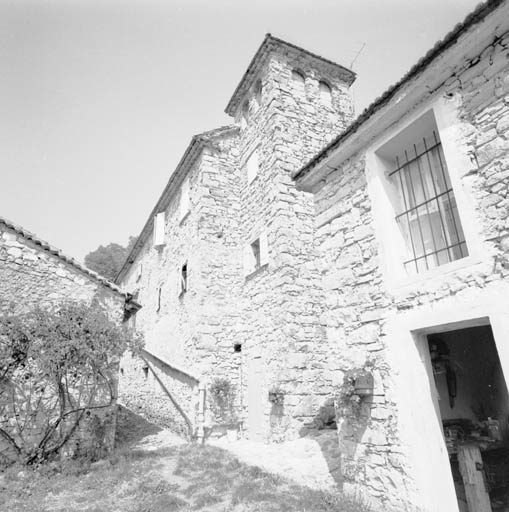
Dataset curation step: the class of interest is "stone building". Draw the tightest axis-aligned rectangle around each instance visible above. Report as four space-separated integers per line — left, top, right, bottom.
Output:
0 215 134 316
294 1 509 511
117 35 355 442
0 215 138 461
118 0 509 510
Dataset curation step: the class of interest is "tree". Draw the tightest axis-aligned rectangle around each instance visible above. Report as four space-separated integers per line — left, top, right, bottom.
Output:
84 236 136 282
0 302 143 465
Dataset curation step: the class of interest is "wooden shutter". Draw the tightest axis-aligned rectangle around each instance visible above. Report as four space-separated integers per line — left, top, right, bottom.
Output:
246 149 259 184
153 212 165 246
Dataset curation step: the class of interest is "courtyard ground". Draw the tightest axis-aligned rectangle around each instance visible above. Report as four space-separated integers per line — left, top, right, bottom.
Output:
0 407 372 512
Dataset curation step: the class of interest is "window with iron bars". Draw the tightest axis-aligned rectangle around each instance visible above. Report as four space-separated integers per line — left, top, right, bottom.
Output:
391 131 468 275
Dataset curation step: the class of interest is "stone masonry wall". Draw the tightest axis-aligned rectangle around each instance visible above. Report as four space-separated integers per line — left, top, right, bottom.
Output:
308 23 509 512
0 222 126 462
234 45 355 440
119 131 246 435
119 351 198 438
0 225 123 316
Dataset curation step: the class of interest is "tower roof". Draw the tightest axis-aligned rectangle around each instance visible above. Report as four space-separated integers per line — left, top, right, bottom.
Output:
225 34 356 117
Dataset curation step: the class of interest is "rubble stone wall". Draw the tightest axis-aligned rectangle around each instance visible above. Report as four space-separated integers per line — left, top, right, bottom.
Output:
118 351 198 438
0 223 126 463
0 225 123 315
119 46 357 441
308 24 509 512
119 132 247 434
235 46 355 440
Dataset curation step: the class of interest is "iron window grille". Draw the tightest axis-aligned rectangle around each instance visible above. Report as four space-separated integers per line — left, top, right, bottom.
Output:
390 131 468 275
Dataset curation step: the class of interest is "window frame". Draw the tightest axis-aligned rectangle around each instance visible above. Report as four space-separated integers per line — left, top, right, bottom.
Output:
254 79 263 110
245 146 260 185
365 98 486 291
389 131 468 275
243 230 269 277
318 80 332 106
291 69 306 93
153 212 165 247
179 262 188 297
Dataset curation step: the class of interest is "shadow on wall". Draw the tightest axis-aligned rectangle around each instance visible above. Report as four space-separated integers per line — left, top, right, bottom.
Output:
297 396 372 491
115 405 164 449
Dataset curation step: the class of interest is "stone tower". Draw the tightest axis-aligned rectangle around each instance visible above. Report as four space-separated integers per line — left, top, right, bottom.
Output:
225 34 356 440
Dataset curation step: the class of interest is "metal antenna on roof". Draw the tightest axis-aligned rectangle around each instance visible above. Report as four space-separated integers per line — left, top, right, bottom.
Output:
350 42 366 70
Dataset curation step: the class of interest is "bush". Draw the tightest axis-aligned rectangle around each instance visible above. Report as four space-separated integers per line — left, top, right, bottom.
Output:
0 302 143 465
209 378 237 425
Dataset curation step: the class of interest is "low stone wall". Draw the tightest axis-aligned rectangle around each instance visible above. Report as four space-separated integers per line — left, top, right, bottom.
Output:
0 222 123 316
118 351 199 438
0 219 127 464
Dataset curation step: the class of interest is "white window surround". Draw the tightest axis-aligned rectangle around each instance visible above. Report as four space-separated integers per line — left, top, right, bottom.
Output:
179 178 190 223
153 212 165 246
243 230 269 276
245 147 259 184
365 95 487 292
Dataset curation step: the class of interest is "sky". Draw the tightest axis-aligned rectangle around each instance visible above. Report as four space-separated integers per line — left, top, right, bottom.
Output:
0 0 481 263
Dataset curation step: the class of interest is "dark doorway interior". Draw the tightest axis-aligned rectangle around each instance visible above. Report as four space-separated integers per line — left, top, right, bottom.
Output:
428 325 509 512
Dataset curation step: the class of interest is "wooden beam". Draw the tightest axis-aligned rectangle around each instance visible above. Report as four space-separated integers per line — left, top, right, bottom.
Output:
458 444 492 512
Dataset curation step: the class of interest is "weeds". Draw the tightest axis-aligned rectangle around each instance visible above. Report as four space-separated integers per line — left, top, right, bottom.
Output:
1 441 373 512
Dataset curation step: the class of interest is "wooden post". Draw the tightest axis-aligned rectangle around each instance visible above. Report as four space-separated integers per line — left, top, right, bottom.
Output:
457 444 492 512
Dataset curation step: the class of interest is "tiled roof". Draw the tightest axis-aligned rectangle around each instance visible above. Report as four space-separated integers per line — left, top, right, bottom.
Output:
293 0 505 182
0 215 127 297
225 33 357 116
115 125 239 283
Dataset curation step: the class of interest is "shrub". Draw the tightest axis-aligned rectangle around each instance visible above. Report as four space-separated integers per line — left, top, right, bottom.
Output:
0 302 143 465
209 378 237 425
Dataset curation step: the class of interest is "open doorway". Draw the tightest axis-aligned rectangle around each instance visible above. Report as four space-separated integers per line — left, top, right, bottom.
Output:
427 325 509 512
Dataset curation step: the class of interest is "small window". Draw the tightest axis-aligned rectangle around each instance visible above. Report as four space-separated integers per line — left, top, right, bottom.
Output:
243 230 268 276
233 343 242 353
251 239 261 270
153 212 165 246
179 178 190 222
156 285 162 312
254 80 262 108
241 101 249 129
245 148 259 184
319 80 332 106
180 263 187 296
291 70 306 92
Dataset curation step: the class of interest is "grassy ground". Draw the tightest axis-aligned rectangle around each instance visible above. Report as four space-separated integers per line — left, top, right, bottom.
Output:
0 409 372 512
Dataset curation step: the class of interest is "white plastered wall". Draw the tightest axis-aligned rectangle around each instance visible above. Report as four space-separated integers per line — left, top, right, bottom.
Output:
384 280 509 512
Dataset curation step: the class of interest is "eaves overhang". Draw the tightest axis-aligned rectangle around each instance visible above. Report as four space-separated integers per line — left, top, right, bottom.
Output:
293 0 507 192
